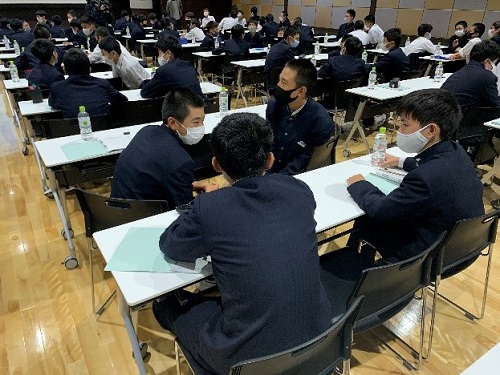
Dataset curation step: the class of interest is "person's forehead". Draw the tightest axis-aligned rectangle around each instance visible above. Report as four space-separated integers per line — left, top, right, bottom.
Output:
281 67 296 82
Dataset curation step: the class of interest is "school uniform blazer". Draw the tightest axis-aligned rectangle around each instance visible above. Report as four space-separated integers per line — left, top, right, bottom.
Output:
50 25 65 38
212 38 249 56
336 22 354 41
261 21 279 37
49 74 128 118
200 34 214 48
160 174 332 374
244 32 264 48
115 17 128 30
26 63 64 89
373 46 410 82
7 30 34 49
318 54 366 82
347 141 485 259
263 40 295 75
157 28 180 40
14 42 65 71
140 58 203 99
441 60 500 111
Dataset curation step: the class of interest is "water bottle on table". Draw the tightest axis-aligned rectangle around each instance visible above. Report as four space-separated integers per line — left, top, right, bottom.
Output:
368 67 377 89
324 33 329 43
219 87 228 117
9 61 19 82
371 127 387 167
314 41 320 56
435 42 442 56
434 62 443 82
361 48 368 63
13 40 20 56
214 36 219 48
78 106 93 141
405 37 410 48
126 26 130 37
311 54 316 67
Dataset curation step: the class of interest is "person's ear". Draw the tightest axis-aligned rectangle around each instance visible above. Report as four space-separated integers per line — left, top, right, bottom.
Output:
212 157 223 173
166 116 178 130
427 123 439 138
265 152 275 171
297 85 307 97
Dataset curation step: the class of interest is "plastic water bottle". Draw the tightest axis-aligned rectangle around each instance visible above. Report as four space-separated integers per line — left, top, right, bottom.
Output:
267 43 271 53
311 54 316 67
324 33 329 43
126 26 130 37
219 86 228 117
361 48 368 63
13 40 20 56
368 67 377 89
151 66 156 77
314 41 320 55
214 36 219 48
434 62 444 82
78 106 93 140
371 127 387 166
405 37 410 48
9 61 19 82
86 37 90 49
435 42 442 56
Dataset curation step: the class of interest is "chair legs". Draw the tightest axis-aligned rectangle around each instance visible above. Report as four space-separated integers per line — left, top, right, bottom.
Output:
89 237 116 315
426 244 494 360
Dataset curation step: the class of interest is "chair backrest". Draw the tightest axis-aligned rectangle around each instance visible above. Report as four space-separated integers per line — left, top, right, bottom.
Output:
117 97 164 127
457 107 500 140
331 77 364 110
347 234 445 332
306 132 341 171
308 77 333 99
229 296 364 375
44 114 112 139
75 189 169 237
265 66 283 94
398 70 421 80
432 210 499 278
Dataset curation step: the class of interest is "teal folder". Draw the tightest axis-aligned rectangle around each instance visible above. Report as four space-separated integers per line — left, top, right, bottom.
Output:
61 139 107 161
365 173 400 195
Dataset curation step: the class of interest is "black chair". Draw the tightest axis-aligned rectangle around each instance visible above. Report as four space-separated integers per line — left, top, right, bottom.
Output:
398 70 421 80
265 66 284 97
175 296 364 375
426 209 499 358
43 114 113 139
116 97 164 127
320 234 446 370
322 77 364 127
75 189 169 315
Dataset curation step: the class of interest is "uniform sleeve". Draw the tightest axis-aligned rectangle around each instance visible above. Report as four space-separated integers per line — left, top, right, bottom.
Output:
159 196 205 262
317 60 332 78
347 172 431 222
14 52 29 71
107 83 128 105
482 75 500 108
140 72 164 98
125 63 150 88
163 158 196 207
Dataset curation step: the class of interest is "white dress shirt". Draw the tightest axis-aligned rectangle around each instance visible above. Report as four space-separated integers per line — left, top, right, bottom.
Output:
185 26 205 42
112 53 150 89
89 40 131 64
368 23 384 47
459 37 481 62
201 15 215 28
403 36 437 55
236 18 247 27
218 17 238 32
349 29 369 45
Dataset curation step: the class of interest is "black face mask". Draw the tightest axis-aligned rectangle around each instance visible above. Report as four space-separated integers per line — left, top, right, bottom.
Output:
274 86 298 104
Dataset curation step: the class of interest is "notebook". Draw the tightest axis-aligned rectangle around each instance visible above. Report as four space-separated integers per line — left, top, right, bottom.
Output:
364 168 407 195
99 136 131 152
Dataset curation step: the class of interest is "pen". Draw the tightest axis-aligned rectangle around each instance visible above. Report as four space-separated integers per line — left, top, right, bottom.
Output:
123 131 130 135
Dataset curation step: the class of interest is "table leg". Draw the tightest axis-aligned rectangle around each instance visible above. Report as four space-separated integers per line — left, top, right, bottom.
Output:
140 44 145 61
343 100 369 156
119 290 147 375
5 90 20 126
27 115 50 192
234 67 247 109
46 168 77 267
196 56 205 81
481 157 500 185
424 62 433 77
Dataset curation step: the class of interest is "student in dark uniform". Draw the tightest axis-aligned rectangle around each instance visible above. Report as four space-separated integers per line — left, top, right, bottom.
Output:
261 14 279 38
49 15 65 38
448 20 471 53
153 111 332 375
212 24 249 56
7 18 34 49
244 19 264 48
0 18 14 38
114 10 129 31
26 39 64 89
263 25 299 77
78 15 97 51
157 18 180 41
266 59 334 175
370 28 410 82
140 36 203 98
279 11 291 27
200 21 218 48
49 48 127 118
336 9 356 41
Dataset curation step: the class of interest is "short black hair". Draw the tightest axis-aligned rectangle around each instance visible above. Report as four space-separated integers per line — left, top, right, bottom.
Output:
251 6 258 14
155 35 182 57
10 18 22 31
341 34 356 43
472 22 486 37
31 39 55 63
35 10 47 17
293 17 302 27
149 12 157 20
33 25 51 39
470 40 500 63
284 59 317 92
265 14 274 22
344 36 363 56
281 11 288 18
231 24 244 39
346 9 356 18
95 26 110 38
137 15 147 24
364 14 375 24
284 25 299 39
70 19 81 30
51 15 62 25
191 18 200 28
354 20 364 30
68 10 78 18
493 21 500 30
120 10 129 18
455 20 467 29
247 20 258 27
0 18 10 28
417 23 433 37
79 15 94 25
210 113 273 180
99 36 121 54
206 21 218 31
384 28 402 46
230 10 238 18
161 88 204 123
63 48 90 75
397 89 461 141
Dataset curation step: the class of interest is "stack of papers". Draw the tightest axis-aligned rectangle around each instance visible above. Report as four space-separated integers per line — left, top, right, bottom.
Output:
99 136 131 152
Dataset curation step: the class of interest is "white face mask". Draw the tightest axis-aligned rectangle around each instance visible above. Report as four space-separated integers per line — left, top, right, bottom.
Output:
36 16 45 24
279 16 283 22
396 124 431 153
455 29 464 37
177 123 205 145
158 55 168 66
488 29 496 38
425 33 431 40
68 18 73 24
103 56 113 65
82 28 92 36
248 25 257 33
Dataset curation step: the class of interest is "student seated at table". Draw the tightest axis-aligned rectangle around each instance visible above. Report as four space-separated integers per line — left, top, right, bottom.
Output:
369 28 410 82
293 17 314 44
451 22 484 62
157 18 180 41
115 10 129 31
364 14 384 48
99 36 149 89
153 112 332 375
261 13 279 38
488 21 500 47
15 26 65 72
218 9 238 33
49 15 65 38
263 25 299 77
279 10 291 27
78 16 97 51
66 18 86 48
236 10 246 27
0 18 13 38
243 19 264 48
349 20 369 46
200 21 218 48
345 89 484 263
26 39 64 89
403 23 437 56
88 26 112 64
184 18 205 42
336 9 356 41
442 41 500 112
149 12 163 30
212 24 249 57
266 59 334 175
140 36 203 98
111 89 214 207
49 48 128 118
7 18 34 49
35 10 50 31
201 8 215 29
448 21 471 53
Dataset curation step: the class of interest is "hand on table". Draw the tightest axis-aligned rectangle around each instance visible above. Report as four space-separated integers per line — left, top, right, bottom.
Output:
379 153 400 168
192 181 219 193
347 174 365 186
